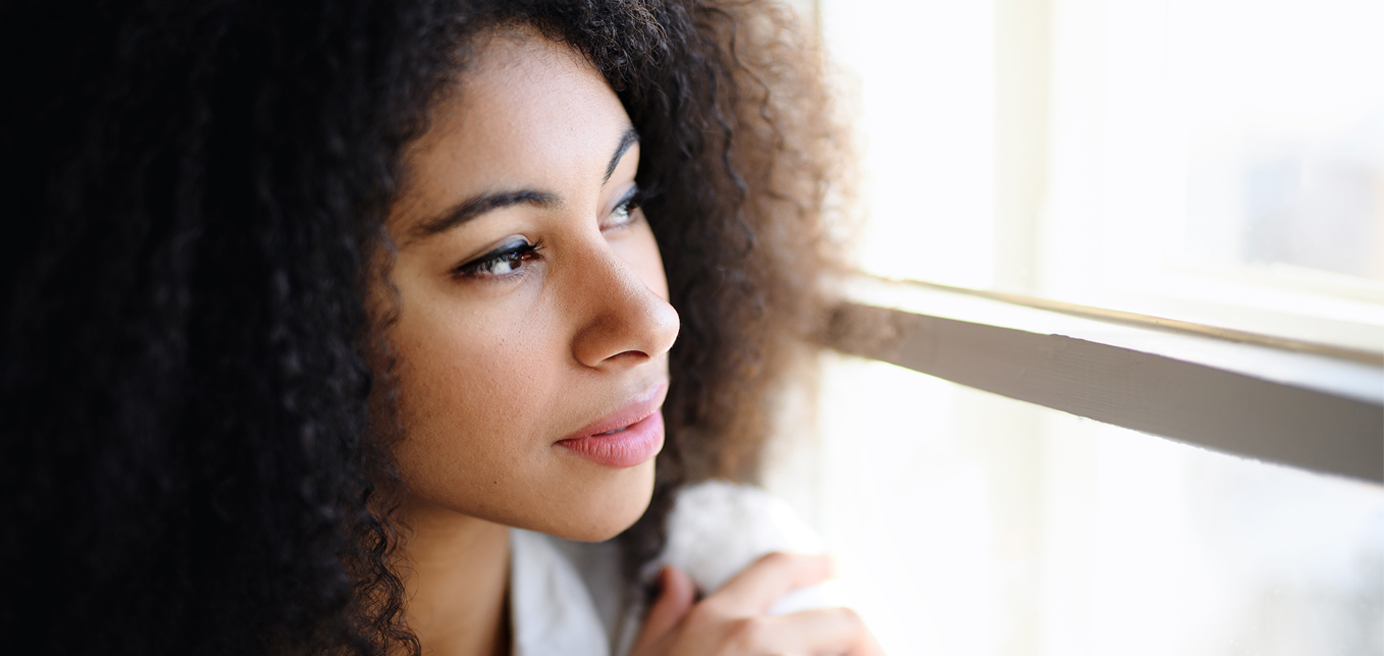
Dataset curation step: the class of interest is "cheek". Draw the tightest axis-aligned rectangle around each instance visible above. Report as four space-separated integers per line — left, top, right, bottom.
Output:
387 294 563 500
377 225 668 538
384 291 658 539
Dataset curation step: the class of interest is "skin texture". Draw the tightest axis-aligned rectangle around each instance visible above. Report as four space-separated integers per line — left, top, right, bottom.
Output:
383 31 883 656
385 29 677 541
383 31 677 656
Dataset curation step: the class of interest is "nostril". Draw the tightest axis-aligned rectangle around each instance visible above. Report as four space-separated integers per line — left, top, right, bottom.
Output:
607 350 651 364
571 299 676 369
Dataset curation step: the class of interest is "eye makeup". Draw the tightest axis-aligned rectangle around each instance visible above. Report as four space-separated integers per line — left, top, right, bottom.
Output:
454 237 541 279
603 186 647 231
450 183 647 281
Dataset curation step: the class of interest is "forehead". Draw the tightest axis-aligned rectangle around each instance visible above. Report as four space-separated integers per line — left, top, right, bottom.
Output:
397 31 631 215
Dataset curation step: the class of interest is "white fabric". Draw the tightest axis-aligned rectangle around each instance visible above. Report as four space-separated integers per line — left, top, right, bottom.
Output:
509 528 614 656
508 481 832 656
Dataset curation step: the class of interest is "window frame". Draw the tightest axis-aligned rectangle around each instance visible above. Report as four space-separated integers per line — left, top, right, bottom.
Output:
823 275 1384 483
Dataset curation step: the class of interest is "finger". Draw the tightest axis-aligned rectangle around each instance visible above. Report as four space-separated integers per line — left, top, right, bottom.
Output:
733 608 885 656
630 566 696 653
708 552 833 615
791 607 887 656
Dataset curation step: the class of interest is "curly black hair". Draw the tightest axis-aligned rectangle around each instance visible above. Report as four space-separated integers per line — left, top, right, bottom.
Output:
0 0 843 654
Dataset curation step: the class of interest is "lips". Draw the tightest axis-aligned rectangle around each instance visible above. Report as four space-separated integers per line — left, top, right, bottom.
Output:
555 383 668 468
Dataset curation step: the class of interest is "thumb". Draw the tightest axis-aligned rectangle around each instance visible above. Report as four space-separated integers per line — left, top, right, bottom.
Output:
631 566 695 653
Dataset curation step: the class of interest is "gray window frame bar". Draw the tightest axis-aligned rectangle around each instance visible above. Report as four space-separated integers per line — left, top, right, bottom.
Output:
821 279 1384 483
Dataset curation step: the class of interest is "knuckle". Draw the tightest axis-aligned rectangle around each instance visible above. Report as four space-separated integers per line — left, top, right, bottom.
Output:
833 606 865 630
754 550 830 577
756 551 795 570
726 616 772 650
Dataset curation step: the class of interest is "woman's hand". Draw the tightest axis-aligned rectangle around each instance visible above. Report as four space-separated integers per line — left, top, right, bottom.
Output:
628 553 886 656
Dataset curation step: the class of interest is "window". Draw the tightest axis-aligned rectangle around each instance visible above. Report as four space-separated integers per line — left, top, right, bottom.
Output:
1035 0 1384 351
761 1 1384 654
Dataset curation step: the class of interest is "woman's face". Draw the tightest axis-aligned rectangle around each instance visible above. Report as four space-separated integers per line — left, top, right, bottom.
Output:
381 31 679 541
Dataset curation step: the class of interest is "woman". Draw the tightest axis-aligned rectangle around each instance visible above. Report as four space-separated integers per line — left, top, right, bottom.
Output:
0 1 873 654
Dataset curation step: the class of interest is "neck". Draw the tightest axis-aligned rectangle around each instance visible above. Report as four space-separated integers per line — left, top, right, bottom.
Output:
398 501 512 656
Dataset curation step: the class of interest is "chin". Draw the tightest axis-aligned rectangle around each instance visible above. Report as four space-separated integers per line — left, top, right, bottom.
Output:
527 458 658 543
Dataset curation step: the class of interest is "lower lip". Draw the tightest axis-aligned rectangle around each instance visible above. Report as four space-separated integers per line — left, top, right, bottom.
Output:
555 410 664 468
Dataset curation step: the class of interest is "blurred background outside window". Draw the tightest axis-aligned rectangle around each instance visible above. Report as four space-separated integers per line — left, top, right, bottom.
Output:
762 1 1384 654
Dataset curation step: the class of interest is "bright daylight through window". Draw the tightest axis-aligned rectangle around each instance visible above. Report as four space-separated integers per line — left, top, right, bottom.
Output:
760 1 1384 655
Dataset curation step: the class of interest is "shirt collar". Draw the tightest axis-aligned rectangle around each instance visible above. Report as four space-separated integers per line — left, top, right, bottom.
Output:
509 528 612 656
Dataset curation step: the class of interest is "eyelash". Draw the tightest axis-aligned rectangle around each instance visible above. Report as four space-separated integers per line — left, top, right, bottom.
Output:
604 188 646 231
454 187 648 280
454 238 541 279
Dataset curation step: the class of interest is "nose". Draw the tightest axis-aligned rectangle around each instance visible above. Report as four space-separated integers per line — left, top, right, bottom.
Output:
569 244 680 370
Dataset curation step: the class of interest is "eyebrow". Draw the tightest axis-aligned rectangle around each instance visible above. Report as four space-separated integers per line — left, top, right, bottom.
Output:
410 189 559 240
409 125 640 241
603 127 640 185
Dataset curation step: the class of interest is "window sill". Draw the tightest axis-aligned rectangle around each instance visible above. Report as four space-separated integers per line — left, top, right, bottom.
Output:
821 275 1384 483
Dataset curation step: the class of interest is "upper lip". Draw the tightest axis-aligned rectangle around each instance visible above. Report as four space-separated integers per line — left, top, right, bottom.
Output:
557 381 669 442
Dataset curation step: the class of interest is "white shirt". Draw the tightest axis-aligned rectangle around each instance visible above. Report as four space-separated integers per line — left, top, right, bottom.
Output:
507 481 833 656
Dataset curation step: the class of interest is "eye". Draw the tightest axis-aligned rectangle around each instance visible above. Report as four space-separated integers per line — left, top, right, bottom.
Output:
454 238 540 279
603 187 646 231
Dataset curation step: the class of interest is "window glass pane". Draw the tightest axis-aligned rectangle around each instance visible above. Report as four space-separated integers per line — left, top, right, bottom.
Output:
819 0 996 289
819 0 1384 350
1174 0 1384 283
764 354 1384 656
1053 0 1384 345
